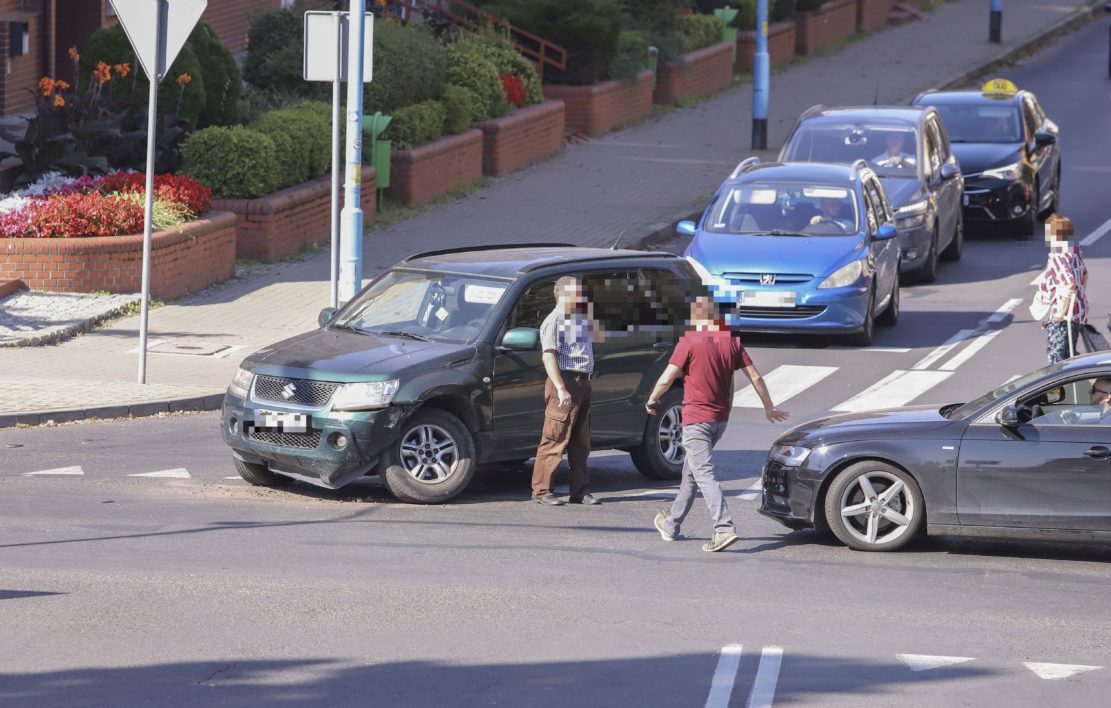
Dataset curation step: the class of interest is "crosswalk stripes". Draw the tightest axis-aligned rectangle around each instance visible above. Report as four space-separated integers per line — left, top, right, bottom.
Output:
705 644 744 708
733 365 838 408
832 370 953 412
747 646 784 708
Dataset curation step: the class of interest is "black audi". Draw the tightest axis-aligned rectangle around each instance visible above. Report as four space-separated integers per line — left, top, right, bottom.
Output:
914 80 1060 237
759 353 1111 551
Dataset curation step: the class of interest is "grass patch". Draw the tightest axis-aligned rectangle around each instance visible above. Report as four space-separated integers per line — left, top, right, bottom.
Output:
371 177 492 232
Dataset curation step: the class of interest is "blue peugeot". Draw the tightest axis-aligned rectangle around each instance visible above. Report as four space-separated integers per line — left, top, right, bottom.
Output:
679 160 900 346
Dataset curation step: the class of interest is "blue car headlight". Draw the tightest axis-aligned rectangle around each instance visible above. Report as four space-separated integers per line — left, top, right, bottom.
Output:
770 445 811 467
818 260 863 290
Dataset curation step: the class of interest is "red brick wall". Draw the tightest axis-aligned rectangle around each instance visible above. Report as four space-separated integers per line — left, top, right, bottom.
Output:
202 0 283 55
654 41 734 106
857 0 892 32
543 70 654 139
212 166 377 262
388 130 483 206
735 21 796 74
795 0 858 56
0 8 42 116
0 212 237 299
55 0 113 85
473 100 565 178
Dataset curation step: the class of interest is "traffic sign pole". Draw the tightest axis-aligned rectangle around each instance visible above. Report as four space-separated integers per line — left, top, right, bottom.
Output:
330 11 342 310
752 0 769 150
989 0 1002 44
339 0 367 304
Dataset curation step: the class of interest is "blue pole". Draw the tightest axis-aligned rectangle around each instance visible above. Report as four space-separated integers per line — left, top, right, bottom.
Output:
340 0 366 304
989 0 1002 43
752 0 769 150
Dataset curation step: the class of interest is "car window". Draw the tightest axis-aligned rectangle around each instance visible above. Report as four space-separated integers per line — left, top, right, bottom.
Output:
931 103 1023 143
864 179 889 225
508 277 558 330
861 188 878 234
581 270 642 335
1018 376 1111 427
870 178 895 222
783 122 919 178
704 182 859 235
923 127 941 177
640 268 694 339
928 119 950 162
1022 99 1039 141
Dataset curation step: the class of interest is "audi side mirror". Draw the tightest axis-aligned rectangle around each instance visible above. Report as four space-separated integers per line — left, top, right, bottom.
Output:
318 307 338 328
996 405 1021 428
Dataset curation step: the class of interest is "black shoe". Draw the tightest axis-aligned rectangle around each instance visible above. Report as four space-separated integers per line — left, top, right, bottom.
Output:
534 494 565 506
569 493 600 505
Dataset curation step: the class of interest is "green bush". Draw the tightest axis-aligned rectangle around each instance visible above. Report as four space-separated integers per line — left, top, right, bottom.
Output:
189 22 241 126
388 100 446 149
244 5 311 95
482 0 624 86
609 30 651 83
363 22 447 115
732 0 758 31
677 15 724 53
477 31 544 105
796 0 825 13
441 85 476 134
624 0 685 63
181 126 279 199
445 36 508 121
773 0 798 23
252 104 330 189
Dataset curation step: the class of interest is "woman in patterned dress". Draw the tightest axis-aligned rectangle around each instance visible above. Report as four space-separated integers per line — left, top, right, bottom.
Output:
1037 215 1088 364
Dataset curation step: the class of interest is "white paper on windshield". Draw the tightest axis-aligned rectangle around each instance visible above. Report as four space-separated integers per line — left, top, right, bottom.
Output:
747 189 778 204
463 284 506 304
804 187 849 199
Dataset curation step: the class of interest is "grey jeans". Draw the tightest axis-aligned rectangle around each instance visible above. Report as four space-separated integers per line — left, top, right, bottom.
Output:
663 422 735 535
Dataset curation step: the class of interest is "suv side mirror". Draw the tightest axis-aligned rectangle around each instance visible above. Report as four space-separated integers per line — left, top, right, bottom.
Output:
939 163 959 181
319 307 338 328
1034 132 1056 147
875 224 897 240
676 220 697 236
500 327 539 352
996 405 1021 428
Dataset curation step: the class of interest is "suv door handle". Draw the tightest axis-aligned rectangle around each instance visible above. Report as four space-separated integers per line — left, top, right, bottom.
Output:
1084 446 1111 460
653 342 671 349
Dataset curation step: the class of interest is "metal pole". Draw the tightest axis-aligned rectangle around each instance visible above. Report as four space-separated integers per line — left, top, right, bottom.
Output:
989 0 1002 44
330 11 342 310
138 0 167 384
751 0 769 150
1107 22 1111 78
339 0 366 304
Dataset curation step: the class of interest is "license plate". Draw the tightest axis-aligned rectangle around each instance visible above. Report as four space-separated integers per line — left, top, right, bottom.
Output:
256 409 309 433
740 291 796 308
962 194 969 206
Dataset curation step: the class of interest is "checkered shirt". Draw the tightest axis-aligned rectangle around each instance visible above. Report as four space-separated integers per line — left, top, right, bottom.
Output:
539 309 594 374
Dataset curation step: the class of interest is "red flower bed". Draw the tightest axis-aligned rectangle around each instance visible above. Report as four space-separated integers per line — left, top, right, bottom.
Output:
501 74 527 109
27 193 144 239
97 172 212 216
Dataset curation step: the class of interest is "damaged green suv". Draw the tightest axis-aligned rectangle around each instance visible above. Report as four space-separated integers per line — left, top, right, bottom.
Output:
222 245 705 503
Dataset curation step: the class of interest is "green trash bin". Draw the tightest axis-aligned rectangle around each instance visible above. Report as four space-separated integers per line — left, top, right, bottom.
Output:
362 112 392 208
714 7 739 64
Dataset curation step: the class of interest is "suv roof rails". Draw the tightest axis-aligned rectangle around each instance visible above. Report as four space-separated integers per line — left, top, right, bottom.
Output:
403 243 577 262
518 251 677 273
799 104 825 121
729 156 760 179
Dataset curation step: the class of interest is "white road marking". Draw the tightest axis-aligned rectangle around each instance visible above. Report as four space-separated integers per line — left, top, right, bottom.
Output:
833 370 952 412
734 365 838 408
826 346 911 353
746 646 784 708
124 339 165 354
212 344 248 359
913 329 977 370
739 479 763 501
1080 218 1111 247
129 468 191 479
939 329 1005 371
986 298 1024 324
23 466 84 476
624 489 678 499
704 644 743 708
896 654 975 672
1023 662 1102 680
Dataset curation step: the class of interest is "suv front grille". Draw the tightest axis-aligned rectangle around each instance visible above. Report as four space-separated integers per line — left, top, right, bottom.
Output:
253 375 338 407
249 429 322 449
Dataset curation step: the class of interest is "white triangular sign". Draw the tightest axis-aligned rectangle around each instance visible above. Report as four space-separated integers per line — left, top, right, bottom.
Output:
112 0 208 82
896 654 975 672
129 468 190 479
1023 662 1101 680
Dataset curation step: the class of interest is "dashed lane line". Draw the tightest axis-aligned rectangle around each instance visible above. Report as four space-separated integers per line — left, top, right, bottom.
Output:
746 646 784 708
129 468 191 479
1079 218 1111 247
986 298 1024 324
913 329 978 370
1023 663 1102 680
733 365 838 408
23 466 84 476
939 329 1005 371
704 644 743 708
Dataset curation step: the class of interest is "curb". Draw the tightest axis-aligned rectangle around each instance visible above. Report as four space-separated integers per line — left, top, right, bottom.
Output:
0 295 142 348
631 2 1104 254
0 393 225 429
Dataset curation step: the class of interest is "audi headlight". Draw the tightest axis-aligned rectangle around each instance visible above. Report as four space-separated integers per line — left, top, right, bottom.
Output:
818 260 864 289
331 379 400 411
770 445 811 467
981 161 1021 181
895 199 928 227
228 367 253 399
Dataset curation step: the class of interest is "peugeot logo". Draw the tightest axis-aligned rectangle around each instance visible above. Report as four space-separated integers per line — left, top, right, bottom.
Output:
280 382 297 400
760 274 776 285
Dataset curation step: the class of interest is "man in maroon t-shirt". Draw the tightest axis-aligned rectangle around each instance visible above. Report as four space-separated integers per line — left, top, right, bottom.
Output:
645 297 788 552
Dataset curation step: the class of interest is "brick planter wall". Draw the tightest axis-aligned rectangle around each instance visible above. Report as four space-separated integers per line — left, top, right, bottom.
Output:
735 21 797 74
473 101 566 178
542 71 654 139
388 129 483 206
654 42 734 106
212 167 376 262
0 212 236 299
857 0 892 32
796 0 858 56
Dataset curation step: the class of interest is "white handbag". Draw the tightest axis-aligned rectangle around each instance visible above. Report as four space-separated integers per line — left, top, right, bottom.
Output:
1029 290 1051 321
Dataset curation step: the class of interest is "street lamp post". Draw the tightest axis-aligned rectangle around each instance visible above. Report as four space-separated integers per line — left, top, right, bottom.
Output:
989 0 1002 44
339 0 366 304
752 0 769 150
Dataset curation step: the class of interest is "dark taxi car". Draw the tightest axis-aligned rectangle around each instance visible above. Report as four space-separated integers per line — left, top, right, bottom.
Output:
759 353 1111 552
914 79 1060 236
779 105 963 282
222 246 703 504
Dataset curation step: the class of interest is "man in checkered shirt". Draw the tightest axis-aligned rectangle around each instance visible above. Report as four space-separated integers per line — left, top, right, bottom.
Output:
531 276 605 505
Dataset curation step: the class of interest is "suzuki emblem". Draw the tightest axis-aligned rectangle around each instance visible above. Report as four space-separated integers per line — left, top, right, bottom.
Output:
280 382 297 400
760 274 776 285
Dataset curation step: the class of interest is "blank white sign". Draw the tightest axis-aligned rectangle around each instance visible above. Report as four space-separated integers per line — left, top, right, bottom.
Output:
303 11 374 83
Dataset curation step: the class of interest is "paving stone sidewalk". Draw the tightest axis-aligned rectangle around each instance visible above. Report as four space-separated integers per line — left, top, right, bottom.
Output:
0 0 1099 426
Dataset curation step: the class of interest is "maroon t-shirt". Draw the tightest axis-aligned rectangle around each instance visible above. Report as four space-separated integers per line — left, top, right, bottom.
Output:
668 329 753 424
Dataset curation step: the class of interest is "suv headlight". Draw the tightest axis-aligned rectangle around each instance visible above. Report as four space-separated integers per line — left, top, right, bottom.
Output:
770 445 811 467
981 161 1021 181
331 380 400 411
818 260 863 289
895 199 928 228
228 367 253 399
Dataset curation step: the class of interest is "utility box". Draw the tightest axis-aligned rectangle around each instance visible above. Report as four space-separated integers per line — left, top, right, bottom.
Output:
363 111 392 205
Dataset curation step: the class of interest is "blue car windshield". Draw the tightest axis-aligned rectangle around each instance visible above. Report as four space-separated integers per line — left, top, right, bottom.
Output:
704 183 859 236
783 124 919 178
931 103 1023 143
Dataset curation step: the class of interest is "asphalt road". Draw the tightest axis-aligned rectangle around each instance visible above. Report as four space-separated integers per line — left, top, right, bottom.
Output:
4 19 1111 708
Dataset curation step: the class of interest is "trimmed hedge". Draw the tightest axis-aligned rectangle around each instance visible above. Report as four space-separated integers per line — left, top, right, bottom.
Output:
253 105 330 188
445 36 508 121
364 22 447 115
189 22 242 126
181 126 279 199
678 15 724 53
389 101 447 149
610 30 651 83
441 85 477 135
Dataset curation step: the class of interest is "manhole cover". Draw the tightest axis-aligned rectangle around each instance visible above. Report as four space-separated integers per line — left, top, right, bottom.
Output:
153 340 231 357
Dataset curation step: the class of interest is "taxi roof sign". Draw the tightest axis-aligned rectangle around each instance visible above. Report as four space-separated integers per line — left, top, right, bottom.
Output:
981 78 1018 96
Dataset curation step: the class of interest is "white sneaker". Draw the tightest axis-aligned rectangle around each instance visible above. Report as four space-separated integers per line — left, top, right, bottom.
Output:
654 511 675 541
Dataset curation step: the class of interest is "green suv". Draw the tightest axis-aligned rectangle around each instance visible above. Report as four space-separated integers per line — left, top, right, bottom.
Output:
222 245 704 503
